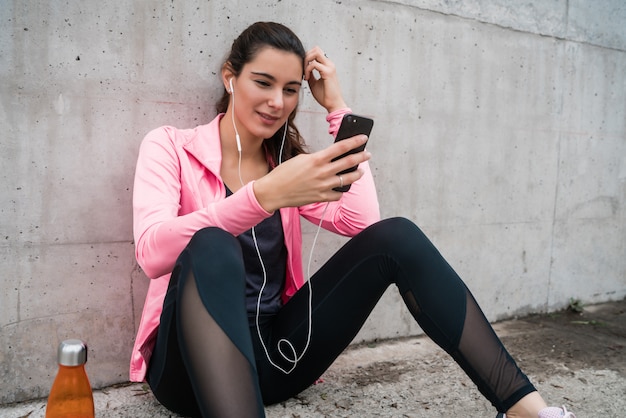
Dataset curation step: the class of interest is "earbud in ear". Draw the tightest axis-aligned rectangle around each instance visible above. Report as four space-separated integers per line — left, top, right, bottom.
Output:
229 77 241 152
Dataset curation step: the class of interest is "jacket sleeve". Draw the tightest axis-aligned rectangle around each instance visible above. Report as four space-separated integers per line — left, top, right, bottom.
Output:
132 127 272 279
299 109 381 236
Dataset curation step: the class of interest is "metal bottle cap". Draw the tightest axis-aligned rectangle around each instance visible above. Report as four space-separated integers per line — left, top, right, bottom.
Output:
57 339 88 366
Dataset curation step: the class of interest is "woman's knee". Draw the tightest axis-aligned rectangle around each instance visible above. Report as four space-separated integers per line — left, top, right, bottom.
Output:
376 216 419 235
368 217 431 253
187 227 240 254
180 227 246 289
365 217 451 285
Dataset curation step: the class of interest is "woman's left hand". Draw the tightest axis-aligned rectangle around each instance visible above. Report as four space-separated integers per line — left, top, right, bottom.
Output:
305 46 348 113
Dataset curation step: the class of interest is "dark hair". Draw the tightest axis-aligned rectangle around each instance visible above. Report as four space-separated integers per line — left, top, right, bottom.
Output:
217 22 308 162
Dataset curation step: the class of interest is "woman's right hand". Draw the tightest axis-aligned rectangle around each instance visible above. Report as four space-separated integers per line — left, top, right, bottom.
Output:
305 46 348 114
253 134 370 212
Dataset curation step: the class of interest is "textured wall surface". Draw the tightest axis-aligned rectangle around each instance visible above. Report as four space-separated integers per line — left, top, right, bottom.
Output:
1 0 624 404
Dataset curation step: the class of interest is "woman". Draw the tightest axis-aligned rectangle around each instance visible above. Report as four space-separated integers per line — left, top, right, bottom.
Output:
130 21 575 418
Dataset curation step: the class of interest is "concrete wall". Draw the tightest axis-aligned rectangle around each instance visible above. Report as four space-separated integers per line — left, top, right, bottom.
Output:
1 0 624 404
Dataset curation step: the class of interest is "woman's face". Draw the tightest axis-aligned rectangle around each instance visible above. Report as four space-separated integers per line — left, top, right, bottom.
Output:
230 47 303 141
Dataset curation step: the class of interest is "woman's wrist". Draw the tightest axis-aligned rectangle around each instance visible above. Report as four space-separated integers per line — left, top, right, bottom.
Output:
252 177 279 213
326 100 348 114
326 106 351 119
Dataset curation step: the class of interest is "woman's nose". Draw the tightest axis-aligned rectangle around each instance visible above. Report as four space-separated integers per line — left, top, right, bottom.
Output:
268 88 284 109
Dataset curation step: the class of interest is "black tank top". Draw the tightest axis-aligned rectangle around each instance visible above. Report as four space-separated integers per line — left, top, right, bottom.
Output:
225 185 287 324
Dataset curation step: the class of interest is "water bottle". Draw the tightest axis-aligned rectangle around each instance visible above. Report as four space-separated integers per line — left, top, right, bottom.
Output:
45 339 95 417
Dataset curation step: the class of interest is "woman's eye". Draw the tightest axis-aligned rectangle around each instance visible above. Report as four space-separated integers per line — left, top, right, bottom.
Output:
285 88 298 95
255 80 270 87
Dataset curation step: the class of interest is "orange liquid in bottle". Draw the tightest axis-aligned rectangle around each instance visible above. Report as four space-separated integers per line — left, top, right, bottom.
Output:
45 340 95 418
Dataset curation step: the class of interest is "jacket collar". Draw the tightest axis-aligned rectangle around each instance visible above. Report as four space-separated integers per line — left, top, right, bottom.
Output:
182 113 225 175
182 113 278 174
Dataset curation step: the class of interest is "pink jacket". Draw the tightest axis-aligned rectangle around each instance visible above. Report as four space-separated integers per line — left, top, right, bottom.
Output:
129 108 380 382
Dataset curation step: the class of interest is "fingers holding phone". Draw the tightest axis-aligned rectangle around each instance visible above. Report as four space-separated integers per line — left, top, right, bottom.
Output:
252 115 373 210
252 134 368 211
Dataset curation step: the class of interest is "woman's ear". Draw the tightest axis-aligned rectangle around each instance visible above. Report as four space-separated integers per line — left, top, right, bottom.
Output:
221 63 235 93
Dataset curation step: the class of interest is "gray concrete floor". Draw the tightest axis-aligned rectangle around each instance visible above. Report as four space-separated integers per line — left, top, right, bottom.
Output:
3 300 625 417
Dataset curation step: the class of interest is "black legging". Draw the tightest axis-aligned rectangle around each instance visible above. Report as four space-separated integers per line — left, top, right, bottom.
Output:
146 217 536 417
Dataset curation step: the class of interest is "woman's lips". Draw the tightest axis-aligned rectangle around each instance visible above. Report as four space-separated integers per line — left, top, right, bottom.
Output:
257 111 280 125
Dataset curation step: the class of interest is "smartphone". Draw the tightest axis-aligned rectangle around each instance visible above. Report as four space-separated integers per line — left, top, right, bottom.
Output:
331 113 374 192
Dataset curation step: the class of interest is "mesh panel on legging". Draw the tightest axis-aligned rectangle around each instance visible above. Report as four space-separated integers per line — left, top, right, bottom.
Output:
453 290 533 411
178 268 264 418
402 287 532 412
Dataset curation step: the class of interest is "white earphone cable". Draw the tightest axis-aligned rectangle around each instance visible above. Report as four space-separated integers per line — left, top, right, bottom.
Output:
231 85 323 374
